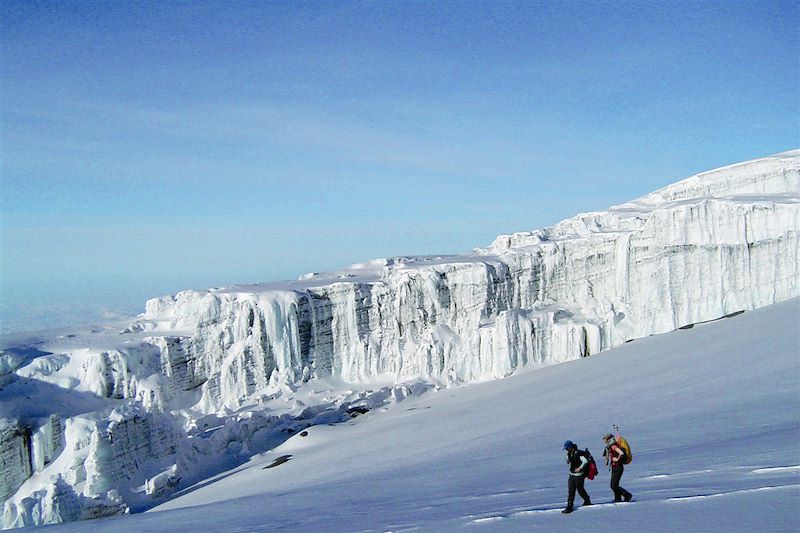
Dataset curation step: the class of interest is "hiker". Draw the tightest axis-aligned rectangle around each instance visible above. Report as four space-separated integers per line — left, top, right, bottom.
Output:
603 433 633 502
562 440 591 514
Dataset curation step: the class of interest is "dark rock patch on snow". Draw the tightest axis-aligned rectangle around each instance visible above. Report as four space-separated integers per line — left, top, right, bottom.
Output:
263 455 292 469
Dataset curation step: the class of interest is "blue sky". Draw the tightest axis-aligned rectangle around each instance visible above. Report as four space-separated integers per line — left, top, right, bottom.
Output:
1 0 798 333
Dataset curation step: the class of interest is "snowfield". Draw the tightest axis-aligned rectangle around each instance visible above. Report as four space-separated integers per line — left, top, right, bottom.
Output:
46 298 800 532
1 150 798 529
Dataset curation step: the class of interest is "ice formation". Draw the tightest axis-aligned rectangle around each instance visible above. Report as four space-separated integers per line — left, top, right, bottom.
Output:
1 151 798 528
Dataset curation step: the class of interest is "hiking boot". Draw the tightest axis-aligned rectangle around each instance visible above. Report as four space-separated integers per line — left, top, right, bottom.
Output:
613 498 623 503
583 499 592 506
561 506 574 514
624 493 633 502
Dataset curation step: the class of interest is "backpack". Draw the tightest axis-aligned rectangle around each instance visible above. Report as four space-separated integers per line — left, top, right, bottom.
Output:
616 435 632 464
612 424 633 464
584 449 598 480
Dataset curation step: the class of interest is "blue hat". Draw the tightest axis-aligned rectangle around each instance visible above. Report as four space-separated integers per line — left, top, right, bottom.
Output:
563 440 575 450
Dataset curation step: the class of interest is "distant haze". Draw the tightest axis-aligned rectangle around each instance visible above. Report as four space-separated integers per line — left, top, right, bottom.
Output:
1 0 797 334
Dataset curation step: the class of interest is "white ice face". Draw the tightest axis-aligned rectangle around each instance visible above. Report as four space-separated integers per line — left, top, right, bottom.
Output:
1 151 798 528
130 150 800 408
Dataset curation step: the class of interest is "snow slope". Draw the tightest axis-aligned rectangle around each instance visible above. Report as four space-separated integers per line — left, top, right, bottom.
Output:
45 298 800 532
1 150 798 528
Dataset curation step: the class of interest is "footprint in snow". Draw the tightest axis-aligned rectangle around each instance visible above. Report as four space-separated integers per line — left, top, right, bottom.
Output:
509 500 634 517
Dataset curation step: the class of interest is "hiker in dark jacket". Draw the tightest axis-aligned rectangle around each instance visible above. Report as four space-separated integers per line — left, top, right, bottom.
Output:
603 433 633 502
562 440 591 514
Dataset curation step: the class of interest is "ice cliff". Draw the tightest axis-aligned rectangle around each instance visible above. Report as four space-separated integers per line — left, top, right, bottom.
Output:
1 151 798 528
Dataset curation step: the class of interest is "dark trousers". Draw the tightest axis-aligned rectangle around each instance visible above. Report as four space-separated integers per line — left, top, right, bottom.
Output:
610 464 631 501
567 474 590 507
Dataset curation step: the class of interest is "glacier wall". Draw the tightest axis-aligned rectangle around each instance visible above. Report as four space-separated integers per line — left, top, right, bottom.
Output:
137 152 800 411
0 421 31 505
2 151 798 528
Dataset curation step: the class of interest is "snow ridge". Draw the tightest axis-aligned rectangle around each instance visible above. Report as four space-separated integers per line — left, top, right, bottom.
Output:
1 151 798 528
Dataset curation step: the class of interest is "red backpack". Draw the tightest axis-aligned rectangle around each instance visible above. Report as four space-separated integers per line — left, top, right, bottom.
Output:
585 449 598 480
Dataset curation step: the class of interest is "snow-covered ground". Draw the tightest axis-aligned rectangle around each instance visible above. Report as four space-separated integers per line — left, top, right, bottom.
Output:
44 298 800 532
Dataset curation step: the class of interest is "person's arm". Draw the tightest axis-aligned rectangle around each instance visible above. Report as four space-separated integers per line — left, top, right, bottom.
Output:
573 455 589 473
612 444 625 462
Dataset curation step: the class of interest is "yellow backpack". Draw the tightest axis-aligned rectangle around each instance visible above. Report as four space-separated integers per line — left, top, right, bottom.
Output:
613 424 632 464
616 435 632 464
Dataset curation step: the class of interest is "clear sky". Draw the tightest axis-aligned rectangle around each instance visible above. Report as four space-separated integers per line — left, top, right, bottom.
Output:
1 0 798 334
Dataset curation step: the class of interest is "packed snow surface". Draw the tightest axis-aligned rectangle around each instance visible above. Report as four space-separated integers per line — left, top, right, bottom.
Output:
0 150 798 528
44 298 800 532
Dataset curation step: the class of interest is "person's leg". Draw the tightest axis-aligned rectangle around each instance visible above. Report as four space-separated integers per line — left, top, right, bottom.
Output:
563 476 577 513
576 475 591 505
618 464 632 501
610 467 623 501
567 475 576 508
